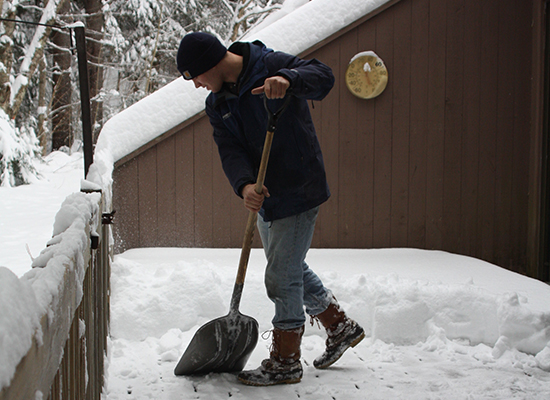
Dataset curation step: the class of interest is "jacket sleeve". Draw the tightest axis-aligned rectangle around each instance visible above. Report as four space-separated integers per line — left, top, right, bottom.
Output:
205 99 256 198
266 52 335 101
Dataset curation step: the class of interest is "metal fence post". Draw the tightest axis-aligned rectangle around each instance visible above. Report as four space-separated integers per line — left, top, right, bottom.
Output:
74 25 93 178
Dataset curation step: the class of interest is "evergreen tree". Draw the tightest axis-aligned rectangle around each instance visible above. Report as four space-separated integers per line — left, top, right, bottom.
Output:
0 0 67 186
101 0 282 112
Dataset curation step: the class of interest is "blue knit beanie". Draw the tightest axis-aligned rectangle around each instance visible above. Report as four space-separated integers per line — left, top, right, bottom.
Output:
177 33 227 80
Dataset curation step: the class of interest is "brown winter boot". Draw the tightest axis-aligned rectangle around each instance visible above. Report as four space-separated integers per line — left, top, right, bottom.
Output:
313 300 365 369
238 325 304 386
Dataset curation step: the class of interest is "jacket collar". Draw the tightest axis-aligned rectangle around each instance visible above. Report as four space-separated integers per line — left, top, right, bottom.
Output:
209 41 272 108
229 40 271 94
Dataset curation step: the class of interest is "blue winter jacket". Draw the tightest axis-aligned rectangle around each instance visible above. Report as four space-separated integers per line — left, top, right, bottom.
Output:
205 41 335 221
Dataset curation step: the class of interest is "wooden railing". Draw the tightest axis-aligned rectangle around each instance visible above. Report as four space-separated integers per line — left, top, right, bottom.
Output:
0 189 112 400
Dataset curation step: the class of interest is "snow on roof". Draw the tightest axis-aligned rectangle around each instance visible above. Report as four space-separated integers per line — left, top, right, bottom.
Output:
90 0 391 190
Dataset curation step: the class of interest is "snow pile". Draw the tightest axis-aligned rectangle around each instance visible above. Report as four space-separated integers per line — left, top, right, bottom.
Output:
0 189 101 391
352 276 550 356
91 0 391 192
28 190 101 308
0 151 84 277
104 248 550 399
243 0 388 53
109 249 550 358
0 267 41 389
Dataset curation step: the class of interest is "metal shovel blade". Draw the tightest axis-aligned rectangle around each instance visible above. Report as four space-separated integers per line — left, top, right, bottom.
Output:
174 310 259 375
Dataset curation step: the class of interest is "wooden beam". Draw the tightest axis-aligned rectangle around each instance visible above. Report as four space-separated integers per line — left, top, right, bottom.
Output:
527 0 546 279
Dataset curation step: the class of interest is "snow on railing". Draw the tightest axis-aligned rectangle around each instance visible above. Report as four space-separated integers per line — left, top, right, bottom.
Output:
0 182 112 400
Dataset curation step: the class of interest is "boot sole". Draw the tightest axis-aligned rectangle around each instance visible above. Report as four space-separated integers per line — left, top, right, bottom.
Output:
314 330 366 369
237 376 302 386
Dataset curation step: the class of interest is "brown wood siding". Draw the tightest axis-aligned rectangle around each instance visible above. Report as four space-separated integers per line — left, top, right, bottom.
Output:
112 0 536 275
113 117 263 250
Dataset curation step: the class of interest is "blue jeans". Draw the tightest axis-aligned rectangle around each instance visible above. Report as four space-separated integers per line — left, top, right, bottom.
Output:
257 206 332 330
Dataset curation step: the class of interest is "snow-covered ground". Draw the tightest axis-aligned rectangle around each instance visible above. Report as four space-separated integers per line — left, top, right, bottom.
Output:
104 248 550 399
3 151 550 399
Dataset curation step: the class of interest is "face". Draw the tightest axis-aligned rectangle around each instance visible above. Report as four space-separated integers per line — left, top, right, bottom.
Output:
192 66 223 93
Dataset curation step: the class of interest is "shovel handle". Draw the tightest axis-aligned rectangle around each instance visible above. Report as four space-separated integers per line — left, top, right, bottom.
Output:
235 128 274 285
231 95 292 311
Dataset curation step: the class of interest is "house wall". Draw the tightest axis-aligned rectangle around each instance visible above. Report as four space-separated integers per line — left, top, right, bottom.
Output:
113 0 535 275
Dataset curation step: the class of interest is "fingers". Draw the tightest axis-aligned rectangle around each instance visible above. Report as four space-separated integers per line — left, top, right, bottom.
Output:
244 192 262 212
250 86 264 95
251 76 290 99
242 184 270 213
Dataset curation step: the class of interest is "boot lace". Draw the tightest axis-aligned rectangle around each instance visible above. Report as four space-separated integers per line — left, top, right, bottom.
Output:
261 329 280 356
309 315 322 329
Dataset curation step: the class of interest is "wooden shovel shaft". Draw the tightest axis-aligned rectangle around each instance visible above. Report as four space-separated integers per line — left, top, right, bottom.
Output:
235 128 275 286
230 94 292 313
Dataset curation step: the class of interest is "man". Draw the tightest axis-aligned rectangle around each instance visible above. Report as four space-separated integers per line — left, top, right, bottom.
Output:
176 32 365 386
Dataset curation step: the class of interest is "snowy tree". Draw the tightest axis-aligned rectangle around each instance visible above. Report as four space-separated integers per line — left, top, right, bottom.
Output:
49 0 73 151
1 0 68 120
225 0 282 42
0 0 68 186
0 108 40 186
48 0 106 149
99 0 283 114
100 0 200 110
0 0 104 184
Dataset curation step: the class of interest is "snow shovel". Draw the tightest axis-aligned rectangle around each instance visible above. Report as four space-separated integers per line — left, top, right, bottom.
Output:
174 94 292 376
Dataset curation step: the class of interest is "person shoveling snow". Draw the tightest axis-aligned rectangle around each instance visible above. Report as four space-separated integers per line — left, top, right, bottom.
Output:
174 32 364 386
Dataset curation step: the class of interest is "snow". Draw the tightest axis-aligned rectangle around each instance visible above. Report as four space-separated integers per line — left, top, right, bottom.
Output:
103 248 550 399
0 151 101 391
0 150 84 277
350 51 381 72
243 0 389 54
0 266 41 389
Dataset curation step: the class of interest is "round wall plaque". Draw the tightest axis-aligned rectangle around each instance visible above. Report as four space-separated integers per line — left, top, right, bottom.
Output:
345 51 388 99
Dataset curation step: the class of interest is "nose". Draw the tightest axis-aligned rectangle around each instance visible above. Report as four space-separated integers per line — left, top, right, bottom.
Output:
192 78 202 89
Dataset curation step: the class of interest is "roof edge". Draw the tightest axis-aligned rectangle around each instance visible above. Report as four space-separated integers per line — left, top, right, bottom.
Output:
298 0 402 58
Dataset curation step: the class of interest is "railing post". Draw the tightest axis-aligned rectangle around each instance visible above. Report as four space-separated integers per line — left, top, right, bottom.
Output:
74 25 94 178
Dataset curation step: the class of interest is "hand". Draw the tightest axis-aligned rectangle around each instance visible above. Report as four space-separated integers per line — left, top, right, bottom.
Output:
242 183 270 213
251 76 290 99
